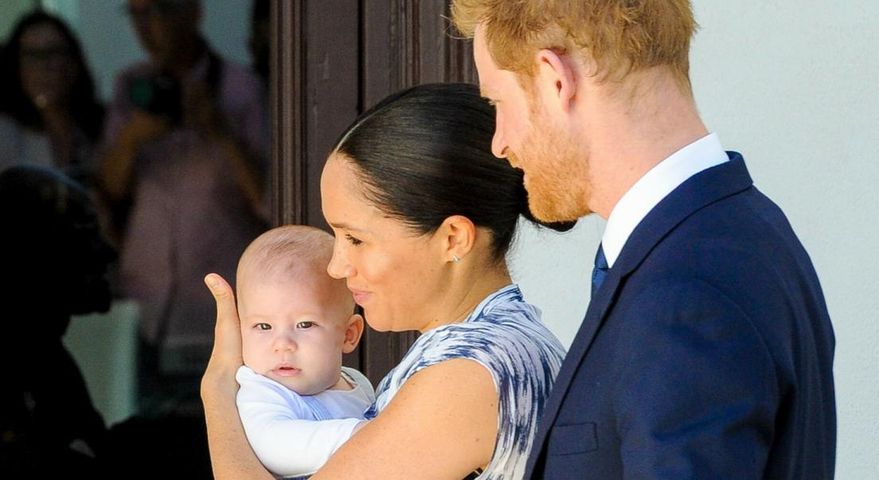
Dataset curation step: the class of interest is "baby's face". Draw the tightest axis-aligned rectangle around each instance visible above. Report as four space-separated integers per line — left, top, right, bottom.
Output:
239 275 351 395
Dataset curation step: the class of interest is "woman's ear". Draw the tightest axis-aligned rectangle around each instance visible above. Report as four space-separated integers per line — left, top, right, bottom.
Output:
534 48 578 113
438 215 476 264
341 313 364 354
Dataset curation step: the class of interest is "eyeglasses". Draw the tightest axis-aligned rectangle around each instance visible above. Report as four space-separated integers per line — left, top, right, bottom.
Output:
19 46 73 65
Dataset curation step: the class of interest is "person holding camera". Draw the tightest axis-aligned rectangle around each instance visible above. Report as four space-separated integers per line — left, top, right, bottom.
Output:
97 0 269 418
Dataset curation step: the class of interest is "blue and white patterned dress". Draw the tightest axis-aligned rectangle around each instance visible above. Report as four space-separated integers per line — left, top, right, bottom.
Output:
364 284 567 479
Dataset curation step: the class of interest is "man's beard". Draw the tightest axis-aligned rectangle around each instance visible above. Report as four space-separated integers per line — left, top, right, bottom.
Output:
510 117 592 223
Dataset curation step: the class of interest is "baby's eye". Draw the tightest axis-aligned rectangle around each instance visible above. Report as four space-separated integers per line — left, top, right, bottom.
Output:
345 234 362 246
297 321 315 329
254 323 272 331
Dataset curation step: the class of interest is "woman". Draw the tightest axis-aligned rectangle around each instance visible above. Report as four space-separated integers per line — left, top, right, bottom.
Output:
201 83 571 479
0 11 105 186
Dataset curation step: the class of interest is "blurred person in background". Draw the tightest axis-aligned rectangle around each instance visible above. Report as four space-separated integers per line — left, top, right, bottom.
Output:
97 0 269 418
0 165 116 478
0 10 105 188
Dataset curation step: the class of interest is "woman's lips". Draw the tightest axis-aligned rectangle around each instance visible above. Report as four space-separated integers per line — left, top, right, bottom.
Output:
350 289 370 305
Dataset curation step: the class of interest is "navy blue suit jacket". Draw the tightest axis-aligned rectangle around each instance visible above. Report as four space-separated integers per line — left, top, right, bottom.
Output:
525 155 836 479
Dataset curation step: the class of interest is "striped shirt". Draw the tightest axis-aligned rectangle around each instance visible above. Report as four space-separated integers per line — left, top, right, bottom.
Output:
365 284 567 479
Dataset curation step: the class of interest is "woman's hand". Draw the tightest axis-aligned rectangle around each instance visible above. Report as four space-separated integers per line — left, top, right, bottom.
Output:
201 273 243 400
201 273 274 480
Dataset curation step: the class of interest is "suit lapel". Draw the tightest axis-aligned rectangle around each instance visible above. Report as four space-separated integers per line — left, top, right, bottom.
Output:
525 154 753 477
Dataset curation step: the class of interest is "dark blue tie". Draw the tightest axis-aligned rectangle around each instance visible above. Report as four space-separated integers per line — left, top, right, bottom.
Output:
591 244 609 298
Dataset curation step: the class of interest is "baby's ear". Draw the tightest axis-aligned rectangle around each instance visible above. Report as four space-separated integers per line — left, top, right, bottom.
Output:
342 313 365 354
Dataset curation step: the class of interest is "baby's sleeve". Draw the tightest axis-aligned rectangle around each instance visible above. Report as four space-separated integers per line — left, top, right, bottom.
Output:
236 366 365 477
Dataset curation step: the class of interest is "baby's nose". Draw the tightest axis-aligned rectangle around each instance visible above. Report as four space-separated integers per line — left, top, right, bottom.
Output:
273 332 297 351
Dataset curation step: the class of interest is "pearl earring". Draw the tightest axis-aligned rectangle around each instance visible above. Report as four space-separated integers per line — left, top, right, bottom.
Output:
452 255 461 263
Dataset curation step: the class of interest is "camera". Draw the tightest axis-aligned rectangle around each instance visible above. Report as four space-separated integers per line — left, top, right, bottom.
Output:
128 73 182 123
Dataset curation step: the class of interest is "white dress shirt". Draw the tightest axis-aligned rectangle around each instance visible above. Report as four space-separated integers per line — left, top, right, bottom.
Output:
602 133 729 267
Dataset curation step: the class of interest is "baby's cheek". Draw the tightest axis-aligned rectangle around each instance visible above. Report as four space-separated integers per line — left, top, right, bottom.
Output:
241 338 257 365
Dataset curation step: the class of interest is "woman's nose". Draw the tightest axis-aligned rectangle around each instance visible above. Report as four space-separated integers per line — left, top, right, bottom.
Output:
326 245 354 279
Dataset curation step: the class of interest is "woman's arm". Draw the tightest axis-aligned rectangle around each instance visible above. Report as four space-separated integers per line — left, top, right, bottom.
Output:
313 358 499 480
202 274 274 480
203 273 500 479
236 369 365 477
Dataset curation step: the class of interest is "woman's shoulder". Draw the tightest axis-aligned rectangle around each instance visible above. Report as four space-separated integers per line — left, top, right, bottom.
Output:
412 286 565 370
0 115 19 155
0 113 31 141
447 285 560 342
0 114 53 170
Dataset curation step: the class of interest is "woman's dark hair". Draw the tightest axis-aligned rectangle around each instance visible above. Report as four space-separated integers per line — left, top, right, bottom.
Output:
333 82 573 263
0 10 104 141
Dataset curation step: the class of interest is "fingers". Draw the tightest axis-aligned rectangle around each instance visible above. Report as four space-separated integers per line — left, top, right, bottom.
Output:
204 273 239 334
204 273 242 365
205 273 235 316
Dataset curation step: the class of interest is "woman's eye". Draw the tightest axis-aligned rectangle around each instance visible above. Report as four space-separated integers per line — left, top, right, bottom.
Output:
255 323 271 331
297 321 315 329
345 234 362 246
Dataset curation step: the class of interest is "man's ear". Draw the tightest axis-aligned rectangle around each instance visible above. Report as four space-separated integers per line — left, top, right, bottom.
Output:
437 215 476 263
342 313 365 354
534 48 578 113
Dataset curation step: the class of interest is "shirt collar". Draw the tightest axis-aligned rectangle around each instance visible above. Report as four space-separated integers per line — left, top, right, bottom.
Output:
601 133 729 267
463 284 521 323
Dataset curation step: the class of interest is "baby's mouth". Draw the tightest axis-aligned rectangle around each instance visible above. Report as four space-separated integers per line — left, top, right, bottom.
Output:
274 366 301 377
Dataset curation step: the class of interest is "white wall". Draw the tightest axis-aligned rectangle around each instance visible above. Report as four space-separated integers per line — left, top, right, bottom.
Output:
0 0 38 41
509 1 879 478
64 300 139 426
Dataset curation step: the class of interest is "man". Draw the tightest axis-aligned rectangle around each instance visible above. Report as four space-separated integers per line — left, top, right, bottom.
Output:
98 0 269 416
452 1 836 478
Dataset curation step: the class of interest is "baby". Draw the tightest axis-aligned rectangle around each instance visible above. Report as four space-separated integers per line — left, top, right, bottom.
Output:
235 225 374 478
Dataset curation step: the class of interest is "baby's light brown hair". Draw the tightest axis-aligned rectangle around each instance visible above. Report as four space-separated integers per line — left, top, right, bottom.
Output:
236 225 354 321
